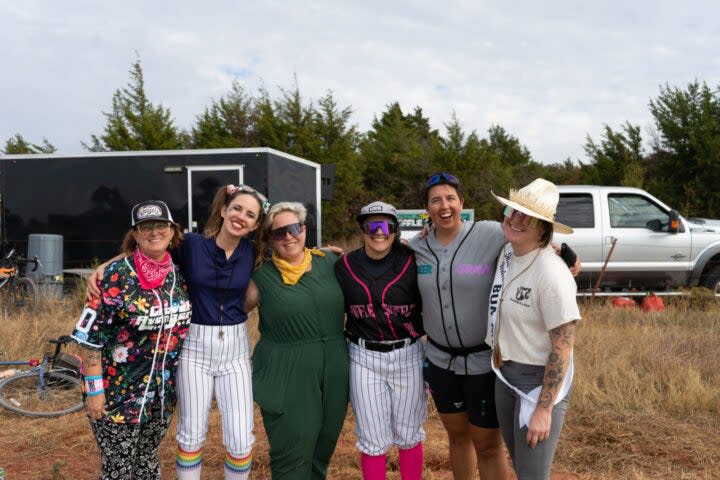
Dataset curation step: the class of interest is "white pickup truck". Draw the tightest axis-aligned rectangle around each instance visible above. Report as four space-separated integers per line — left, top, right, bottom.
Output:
553 186 720 294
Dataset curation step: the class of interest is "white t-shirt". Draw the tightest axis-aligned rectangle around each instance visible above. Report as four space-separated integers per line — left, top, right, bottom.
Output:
493 245 581 366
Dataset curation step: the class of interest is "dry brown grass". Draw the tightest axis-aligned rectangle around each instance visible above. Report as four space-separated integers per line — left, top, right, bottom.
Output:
1 290 719 479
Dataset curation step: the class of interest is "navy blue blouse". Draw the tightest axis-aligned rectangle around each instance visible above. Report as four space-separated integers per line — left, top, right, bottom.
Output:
173 232 254 326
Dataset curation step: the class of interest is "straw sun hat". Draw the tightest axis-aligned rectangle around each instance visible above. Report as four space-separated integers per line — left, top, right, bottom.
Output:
492 178 573 234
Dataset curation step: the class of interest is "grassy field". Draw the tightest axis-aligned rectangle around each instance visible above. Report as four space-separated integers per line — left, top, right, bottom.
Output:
1 289 719 479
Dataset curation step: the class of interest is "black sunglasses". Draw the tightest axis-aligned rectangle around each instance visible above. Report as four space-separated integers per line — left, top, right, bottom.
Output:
425 172 460 188
269 222 304 241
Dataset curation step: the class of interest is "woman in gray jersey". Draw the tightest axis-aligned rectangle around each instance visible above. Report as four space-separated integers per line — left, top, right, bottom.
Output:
408 173 511 480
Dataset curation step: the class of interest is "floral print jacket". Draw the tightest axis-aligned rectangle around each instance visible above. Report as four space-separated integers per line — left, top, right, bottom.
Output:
72 256 192 424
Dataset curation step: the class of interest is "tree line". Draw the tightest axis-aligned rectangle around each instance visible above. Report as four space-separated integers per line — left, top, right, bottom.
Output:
4 60 720 240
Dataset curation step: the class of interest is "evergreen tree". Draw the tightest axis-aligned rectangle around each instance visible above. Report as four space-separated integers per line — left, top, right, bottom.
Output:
2 134 56 154
360 103 440 208
85 59 183 151
190 81 258 148
313 92 364 240
580 122 645 187
647 81 720 216
543 158 583 185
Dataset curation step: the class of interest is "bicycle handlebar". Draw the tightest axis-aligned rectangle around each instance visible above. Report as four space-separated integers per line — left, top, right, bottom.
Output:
2 249 42 272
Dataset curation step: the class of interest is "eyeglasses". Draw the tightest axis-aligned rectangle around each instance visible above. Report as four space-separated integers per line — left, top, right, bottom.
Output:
425 172 460 188
269 222 304 241
502 206 541 228
362 220 398 236
137 222 171 234
226 184 271 214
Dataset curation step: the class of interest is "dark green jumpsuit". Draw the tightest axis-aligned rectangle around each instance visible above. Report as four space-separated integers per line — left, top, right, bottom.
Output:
252 253 349 479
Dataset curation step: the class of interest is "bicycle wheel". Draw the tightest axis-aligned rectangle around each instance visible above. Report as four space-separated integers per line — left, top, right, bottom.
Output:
13 277 39 312
0 370 83 417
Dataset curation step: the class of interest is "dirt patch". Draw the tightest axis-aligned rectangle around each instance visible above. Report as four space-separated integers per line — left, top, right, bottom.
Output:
1 406 585 479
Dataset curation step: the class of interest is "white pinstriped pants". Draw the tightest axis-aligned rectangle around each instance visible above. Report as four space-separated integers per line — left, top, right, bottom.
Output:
348 339 427 456
176 323 255 456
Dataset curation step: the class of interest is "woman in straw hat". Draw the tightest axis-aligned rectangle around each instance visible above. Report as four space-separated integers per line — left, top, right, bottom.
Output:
486 178 581 480
409 173 579 480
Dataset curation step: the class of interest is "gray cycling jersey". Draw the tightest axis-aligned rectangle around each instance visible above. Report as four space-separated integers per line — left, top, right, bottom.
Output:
409 221 505 374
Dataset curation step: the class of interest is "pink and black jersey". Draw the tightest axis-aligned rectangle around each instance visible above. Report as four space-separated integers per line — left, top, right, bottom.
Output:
335 244 424 342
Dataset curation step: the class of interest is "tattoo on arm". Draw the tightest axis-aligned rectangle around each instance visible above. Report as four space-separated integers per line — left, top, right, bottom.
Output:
82 348 102 370
539 321 577 408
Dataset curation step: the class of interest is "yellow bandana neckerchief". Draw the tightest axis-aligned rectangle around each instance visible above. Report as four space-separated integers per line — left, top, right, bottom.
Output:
272 247 326 285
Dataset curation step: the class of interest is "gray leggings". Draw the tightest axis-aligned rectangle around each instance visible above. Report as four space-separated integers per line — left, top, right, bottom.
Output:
495 361 570 480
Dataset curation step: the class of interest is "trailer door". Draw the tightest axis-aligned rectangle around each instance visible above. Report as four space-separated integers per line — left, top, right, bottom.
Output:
186 166 244 232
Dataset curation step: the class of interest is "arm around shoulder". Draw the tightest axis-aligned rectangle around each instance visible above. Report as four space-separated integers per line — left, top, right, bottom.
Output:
244 280 260 312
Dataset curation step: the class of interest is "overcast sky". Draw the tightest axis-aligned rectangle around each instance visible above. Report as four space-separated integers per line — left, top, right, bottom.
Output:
2 1 719 164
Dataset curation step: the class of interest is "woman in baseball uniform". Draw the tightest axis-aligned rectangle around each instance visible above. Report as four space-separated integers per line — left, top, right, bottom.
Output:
88 185 269 480
334 201 426 480
73 200 192 480
408 173 512 480
486 179 580 480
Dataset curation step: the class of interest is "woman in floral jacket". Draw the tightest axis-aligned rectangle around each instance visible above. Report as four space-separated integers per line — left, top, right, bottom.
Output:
72 200 192 480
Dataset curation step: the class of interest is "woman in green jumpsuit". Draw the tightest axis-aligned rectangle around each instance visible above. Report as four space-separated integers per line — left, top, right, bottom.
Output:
246 201 349 480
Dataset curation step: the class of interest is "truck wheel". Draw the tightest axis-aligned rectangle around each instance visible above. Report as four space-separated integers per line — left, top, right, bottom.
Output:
700 264 720 294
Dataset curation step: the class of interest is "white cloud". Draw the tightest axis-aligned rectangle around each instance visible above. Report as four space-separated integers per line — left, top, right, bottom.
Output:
1 0 719 164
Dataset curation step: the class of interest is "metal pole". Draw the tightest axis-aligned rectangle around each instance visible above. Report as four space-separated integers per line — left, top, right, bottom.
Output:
591 237 618 302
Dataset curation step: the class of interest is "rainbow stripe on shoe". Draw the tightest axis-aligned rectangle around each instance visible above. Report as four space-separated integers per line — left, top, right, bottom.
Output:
225 452 252 474
176 447 203 470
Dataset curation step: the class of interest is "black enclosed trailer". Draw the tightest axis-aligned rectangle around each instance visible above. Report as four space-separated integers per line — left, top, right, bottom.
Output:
0 148 324 268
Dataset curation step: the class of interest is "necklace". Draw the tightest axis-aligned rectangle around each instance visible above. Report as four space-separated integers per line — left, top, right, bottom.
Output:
215 249 238 340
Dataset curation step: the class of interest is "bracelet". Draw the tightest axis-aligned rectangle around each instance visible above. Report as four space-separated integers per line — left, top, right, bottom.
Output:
84 377 105 396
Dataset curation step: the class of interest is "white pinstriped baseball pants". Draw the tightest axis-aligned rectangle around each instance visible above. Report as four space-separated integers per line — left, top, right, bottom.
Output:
176 323 255 456
348 339 427 456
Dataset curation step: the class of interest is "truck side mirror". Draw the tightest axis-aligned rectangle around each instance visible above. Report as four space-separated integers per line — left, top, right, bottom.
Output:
668 209 680 233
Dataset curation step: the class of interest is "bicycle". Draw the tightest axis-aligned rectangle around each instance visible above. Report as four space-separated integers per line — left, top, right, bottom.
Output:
0 335 84 417
0 248 41 314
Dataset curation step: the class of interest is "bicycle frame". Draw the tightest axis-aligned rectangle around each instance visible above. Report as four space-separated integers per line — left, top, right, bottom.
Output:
0 360 51 396
0 336 83 417
0 337 76 397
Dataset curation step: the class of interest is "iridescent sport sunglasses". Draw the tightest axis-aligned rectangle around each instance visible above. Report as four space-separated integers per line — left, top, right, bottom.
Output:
362 220 398 236
269 222 304 241
425 172 460 188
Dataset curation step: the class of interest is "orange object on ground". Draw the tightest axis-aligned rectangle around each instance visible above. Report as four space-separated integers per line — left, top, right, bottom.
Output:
641 293 665 312
612 297 637 308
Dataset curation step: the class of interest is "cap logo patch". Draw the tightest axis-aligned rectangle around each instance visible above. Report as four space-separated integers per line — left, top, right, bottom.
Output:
136 205 162 219
368 205 383 212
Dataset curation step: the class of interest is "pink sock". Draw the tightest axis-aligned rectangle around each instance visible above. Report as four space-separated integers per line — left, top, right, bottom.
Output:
398 442 423 480
360 452 387 480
